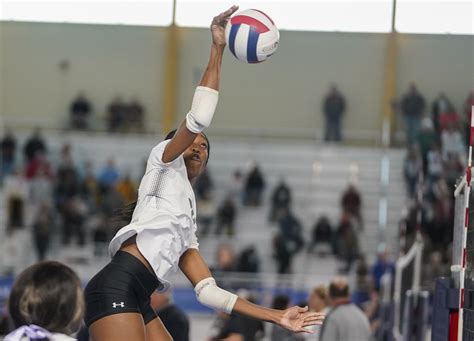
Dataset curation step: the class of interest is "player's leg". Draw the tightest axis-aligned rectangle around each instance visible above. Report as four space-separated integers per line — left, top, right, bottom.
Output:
145 317 173 341
141 298 173 341
89 313 147 341
85 251 164 340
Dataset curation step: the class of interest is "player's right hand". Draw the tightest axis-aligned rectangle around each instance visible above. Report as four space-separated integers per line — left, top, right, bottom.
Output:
210 5 239 47
279 306 325 333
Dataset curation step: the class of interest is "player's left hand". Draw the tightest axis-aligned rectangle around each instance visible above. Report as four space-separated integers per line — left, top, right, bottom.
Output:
279 306 325 333
211 5 239 47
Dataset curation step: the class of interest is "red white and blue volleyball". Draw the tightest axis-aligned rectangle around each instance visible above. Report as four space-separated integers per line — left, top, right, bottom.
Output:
225 9 279 63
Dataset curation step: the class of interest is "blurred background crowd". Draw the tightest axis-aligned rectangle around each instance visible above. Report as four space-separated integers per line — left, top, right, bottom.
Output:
1 85 472 340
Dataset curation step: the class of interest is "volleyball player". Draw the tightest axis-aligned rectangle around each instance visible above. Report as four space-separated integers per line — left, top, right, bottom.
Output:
84 6 325 341
6 261 84 341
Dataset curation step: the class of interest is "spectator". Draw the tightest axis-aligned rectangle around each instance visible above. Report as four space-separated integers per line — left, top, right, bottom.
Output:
426 142 444 183
319 277 371 341
194 169 214 236
439 107 460 134
25 137 56 182
70 92 92 130
228 169 244 204
416 117 437 173
279 208 304 249
23 128 47 163
308 285 329 340
80 161 99 210
441 122 465 161
403 146 422 198
400 83 426 146
209 312 240 341
215 196 237 236
4 169 28 232
62 197 87 246
243 165 265 206
54 149 84 245
278 208 303 243
431 92 454 135
351 256 373 308
463 91 474 122
150 291 190 341
196 194 215 237
371 249 395 292
195 168 213 200
427 178 452 249
307 216 334 255
6 261 84 340
309 285 329 314
323 84 346 142
100 185 125 218
98 158 120 192
55 145 78 193
1 129 16 181
29 162 53 209
270 295 304 341
422 251 448 292
32 203 54 261
444 153 463 192
125 98 145 133
115 173 137 203
273 208 304 274
236 246 260 274
269 179 292 222
92 215 110 257
340 184 363 229
213 245 237 290
336 212 359 273
209 291 265 341
25 152 53 180
106 96 126 132
273 233 292 275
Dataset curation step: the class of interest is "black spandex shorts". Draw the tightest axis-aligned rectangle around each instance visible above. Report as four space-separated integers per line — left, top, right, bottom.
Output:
84 251 161 327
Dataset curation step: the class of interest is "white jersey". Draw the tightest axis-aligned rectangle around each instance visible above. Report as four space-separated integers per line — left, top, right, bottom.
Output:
109 140 199 292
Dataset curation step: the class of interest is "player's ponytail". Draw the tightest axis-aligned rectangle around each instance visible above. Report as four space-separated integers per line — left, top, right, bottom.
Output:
110 201 137 234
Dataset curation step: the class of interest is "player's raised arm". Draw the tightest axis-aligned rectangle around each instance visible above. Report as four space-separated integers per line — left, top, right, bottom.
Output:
162 5 238 163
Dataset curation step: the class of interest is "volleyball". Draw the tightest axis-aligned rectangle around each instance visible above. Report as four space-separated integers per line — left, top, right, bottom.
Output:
225 9 279 63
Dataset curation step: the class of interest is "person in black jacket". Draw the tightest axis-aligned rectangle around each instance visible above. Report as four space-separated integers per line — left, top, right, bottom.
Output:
23 128 47 163
400 83 426 145
1 129 16 182
70 92 93 130
244 165 265 206
269 180 291 222
323 85 346 142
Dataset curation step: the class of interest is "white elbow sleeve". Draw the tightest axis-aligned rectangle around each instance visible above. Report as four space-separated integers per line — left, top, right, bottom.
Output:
186 86 219 133
194 277 237 314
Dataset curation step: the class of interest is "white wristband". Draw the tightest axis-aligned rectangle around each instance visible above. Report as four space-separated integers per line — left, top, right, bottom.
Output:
185 86 219 133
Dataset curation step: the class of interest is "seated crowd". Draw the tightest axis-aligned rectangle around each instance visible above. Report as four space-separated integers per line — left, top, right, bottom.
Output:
0 258 381 341
3 88 471 338
69 92 146 133
401 90 474 296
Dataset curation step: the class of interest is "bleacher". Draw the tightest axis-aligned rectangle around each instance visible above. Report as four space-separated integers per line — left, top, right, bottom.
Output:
0 130 411 340
1 130 407 284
